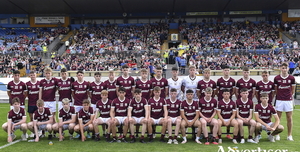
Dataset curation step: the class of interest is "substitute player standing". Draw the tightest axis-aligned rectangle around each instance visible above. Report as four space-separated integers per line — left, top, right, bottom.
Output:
274 63 295 141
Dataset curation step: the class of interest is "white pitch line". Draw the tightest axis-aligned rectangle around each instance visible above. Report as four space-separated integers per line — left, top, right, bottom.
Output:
0 139 21 150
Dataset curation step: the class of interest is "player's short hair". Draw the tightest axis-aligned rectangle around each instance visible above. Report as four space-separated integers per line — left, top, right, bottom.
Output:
11 97 20 104
44 67 52 73
101 90 108 95
60 68 67 73
77 70 84 75
186 89 194 94
240 88 249 93
82 99 90 105
189 65 196 69
122 64 129 69
109 70 115 75
94 72 101 76
155 66 162 70
261 71 268 75
170 88 177 92
222 88 230 93
222 65 230 69
281 63 288 67
242 66 249 71
118 87 126 92
36 99 44 107
203 68 211 73
171 67 178 71
134 88 142 94
62 98 70 104
140 68 148 73
153 86 161 92
29 71 36 74
260 93 268 98
13 70 20 75
205 87 213 93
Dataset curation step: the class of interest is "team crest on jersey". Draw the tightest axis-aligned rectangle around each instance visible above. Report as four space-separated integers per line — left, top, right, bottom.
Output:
162 82 164 85
230 82 232 85
157 82 160 85
129 80 131 84
125 103 128 107
230 105 233 108
171 104 174 108
97 86 99 89
160 103 162 106
120 103 123 107
124 80 127 84
288 80 291 83
84 85 87 88
176 104 179 108
192 106 195 109
141 103 144 106
68 81 70 84
32 85 36 89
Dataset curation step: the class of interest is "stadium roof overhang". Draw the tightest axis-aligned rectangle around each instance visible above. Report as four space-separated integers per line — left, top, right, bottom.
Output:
0 0 299 15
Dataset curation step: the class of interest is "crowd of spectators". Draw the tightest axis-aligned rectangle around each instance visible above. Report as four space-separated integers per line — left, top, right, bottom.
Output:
179 21 287 51
66 23 168 56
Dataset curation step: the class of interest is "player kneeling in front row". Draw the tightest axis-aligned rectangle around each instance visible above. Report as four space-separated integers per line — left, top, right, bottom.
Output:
236 88 257 144
28 99 53 142
254 93 284 143
180 89 202 144
217 89 239 144
52 98 76 141
198 87 219 145
93 90 113 142
74 99 95 142
2 97 28 142
128 89 149 143
166 88 182 144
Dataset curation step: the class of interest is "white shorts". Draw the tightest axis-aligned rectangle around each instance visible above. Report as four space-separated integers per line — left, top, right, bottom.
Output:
10 105 25 110
74 106 83 113
151 118 162 125
218 119 230 124
38 124 47 131
262 122 273 132
58 102 73 111
98 117 110 124
132 117 145 124
115 116 127 125
44 101 56 113
275 100 293 112
170 117 178 124
91 104 96 112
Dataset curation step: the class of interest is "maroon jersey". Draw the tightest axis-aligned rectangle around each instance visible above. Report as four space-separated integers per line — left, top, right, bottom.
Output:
256 80 275 104
150 77 168 98
217 99 236 119
236 98 254 118
129 97 148 118
254 103 277 123
166 98 181 117
33 108 52 122
96 99 112 118
198 97 217 118
39 78 57 102
7 81 26 105
7 107 26 123
105 79 117 100
111 97 130 117
59 106 76 122
197 79 217 99
116 76 135 99
216 77 236 100
135 79 152 100
148 97 166 119
57 78 72 101
71 81 90 106
78 107 94 124
180 100 199 121
89 81 107 104
274 75 296 101
26 80 40 106
236 78 256 99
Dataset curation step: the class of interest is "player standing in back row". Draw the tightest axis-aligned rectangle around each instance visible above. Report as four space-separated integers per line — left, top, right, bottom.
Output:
274 63 295 141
